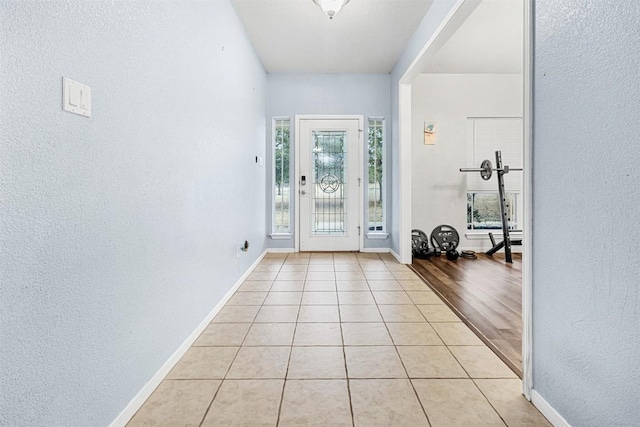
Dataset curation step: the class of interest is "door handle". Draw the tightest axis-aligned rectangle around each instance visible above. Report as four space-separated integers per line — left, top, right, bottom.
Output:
301 190 307 195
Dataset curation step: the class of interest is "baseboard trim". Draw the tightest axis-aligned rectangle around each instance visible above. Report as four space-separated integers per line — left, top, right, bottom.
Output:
267 248 393 254
267 247 295 253
531 390 571 427
390 248 402 263
361 247 391 253
109 250 267 427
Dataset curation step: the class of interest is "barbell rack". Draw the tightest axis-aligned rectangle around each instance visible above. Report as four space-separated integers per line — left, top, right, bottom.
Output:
460 150 522 263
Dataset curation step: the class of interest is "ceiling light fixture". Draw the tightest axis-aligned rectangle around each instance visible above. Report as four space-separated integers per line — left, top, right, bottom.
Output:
313 0 351 20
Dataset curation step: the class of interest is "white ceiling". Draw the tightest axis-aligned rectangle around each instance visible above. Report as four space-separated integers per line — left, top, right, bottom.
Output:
231 0 434 74
421 0 523 74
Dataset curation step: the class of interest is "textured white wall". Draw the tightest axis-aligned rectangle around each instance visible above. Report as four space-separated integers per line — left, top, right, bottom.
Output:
266 73 391 250
533 0 640 425
411 73 522 250
0 1 266 425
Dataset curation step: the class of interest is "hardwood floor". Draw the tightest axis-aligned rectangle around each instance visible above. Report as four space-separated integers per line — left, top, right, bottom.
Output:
410 253 522 378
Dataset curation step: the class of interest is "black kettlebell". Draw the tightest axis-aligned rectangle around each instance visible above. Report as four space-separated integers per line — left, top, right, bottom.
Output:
446 250 459 261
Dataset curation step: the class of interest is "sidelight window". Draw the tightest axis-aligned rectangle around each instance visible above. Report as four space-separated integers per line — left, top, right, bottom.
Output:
273 118 291 234
367 118 385 232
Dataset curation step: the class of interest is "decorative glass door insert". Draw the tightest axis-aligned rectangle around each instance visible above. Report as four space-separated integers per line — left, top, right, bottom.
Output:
311 130 348 235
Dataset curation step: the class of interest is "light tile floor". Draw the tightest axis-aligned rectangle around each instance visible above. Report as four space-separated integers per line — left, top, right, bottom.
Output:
128 252 550 427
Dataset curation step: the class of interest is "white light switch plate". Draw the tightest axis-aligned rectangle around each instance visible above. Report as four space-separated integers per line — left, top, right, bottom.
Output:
62 77 91 117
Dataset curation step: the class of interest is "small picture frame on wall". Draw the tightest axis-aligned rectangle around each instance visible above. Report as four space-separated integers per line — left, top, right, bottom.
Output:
424 121 437 145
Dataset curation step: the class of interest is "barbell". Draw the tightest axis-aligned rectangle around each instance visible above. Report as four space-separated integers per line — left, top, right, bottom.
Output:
459 159 522 181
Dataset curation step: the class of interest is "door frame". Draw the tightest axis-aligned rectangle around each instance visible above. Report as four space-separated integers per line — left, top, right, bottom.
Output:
396 0 533 398
521 0 533 399
294 115 365 253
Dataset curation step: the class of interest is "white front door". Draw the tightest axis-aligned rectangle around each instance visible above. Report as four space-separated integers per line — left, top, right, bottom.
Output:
298 117 362 251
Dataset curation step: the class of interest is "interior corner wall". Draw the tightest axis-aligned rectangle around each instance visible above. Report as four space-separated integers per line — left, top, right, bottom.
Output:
410 73 522 250
533 0 640 425
0 2 267 425
389 0 461 257
266 73 391 251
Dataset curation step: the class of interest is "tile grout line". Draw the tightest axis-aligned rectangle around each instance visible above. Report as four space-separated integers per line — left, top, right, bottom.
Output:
445 342 474 380
196 376 224 427
374 274 434 427
198 257 282 426
166 375 486 381
440 335 525 416
336 258 356 427
275 252 305 427
470 378 509 427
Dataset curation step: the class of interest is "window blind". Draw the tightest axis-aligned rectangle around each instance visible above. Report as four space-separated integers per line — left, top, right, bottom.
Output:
466 117 523 192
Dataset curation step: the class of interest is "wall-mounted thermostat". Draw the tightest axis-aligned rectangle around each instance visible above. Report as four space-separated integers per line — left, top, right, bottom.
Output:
62 77 91 117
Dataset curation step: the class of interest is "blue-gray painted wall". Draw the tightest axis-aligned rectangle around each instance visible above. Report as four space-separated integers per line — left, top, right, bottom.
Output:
533 0 640 425
0 1 267 425
266 73 391 250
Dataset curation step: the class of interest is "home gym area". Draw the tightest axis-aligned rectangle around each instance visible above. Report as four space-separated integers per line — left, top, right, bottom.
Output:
406 0 525 378
410 151 524 376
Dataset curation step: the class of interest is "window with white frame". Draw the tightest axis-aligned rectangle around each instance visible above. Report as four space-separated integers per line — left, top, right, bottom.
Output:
466 117 523 231
367 118 384 232
467 192 519 230
273 118 291 234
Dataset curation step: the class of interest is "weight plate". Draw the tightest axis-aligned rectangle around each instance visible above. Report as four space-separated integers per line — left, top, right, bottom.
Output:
480 159 493 181
461 250 477 259
411 229 431 259
430 225 460 253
